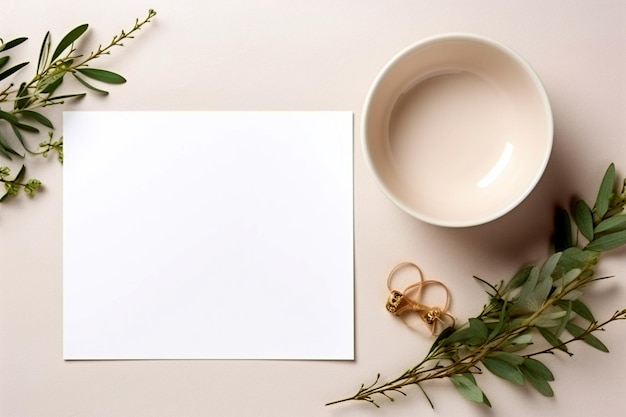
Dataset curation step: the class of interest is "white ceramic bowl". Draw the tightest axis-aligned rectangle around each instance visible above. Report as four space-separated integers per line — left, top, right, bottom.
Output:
362 33 553 227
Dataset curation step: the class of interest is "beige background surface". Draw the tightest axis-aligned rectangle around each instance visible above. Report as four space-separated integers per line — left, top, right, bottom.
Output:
1 1 625 416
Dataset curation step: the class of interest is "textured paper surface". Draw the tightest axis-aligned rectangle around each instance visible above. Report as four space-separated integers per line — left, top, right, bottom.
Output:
63 111 354 360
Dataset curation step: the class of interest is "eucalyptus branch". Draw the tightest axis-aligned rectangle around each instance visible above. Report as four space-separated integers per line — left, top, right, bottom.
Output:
329 163 626 409
0 9 156 202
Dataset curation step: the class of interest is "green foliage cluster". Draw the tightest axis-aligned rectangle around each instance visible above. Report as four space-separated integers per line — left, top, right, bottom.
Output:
328 163 626 409
0 9 156 201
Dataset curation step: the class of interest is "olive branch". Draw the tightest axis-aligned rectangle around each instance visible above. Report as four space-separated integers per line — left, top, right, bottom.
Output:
0 9 156 202
328 163 626 409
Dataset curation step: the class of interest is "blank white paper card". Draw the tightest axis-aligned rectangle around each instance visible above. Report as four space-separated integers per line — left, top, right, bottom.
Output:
63 111 354 360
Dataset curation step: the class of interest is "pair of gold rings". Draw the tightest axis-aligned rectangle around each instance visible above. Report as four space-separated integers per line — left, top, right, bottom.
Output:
385 262 455 334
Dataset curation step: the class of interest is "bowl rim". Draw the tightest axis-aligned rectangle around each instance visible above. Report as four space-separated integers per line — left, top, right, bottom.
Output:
361 32 554 227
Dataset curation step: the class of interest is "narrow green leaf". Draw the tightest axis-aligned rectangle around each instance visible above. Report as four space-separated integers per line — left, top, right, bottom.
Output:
519 363 554 397
595 163 615 218
503 265 533 294
462 373 492 407
76 67 126 84
516 266 539 303
72 73 109 94
13 164 26 182
482 357 524 386
574 200 594 241
565 322 609 352
0 37 28 52
521 358 554 381
15 82 31 110
37 31 51 73
11 123 31 153
514 264 552 314
488 301 508 340
46 92 86 102
14 122 38 133
585 230 626 252
18 110 54 129
595 215 626 234
0 61 29 82
0 56 9 71
50 24 88 62
554 301 572 338
553 208 572 251
450 374 485 403
40 72 65 94
557 299 595 322
0 109 19 124
538 326 568 353
489 352 524 366
509 333 533 346
535 310 568 329
443 319 488 346
540 252 562 281
552 247 599 279
0 131 21 158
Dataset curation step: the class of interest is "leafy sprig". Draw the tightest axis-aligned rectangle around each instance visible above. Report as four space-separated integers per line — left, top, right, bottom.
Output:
328 163 626 409
0 165 41 201
0 9 156 201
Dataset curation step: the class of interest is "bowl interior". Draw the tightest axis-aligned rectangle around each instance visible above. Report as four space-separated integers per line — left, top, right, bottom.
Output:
363 35 552 227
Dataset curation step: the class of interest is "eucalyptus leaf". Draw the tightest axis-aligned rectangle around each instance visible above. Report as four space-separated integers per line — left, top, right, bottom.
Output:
489 352 524 366
0 109 19 124
514 262 553 314
14 122 38 133
585 230 626 252
450 374 485 404
0 61 29 82
0 37 28 52
487 300 508 340
428 326 455 354
15 82 31 109
18 110 54 129
595 214 626 234
462 373 492 407
13 164 26 182
40 72 65 94
538 327 568 353
574 200 594 241
0 56 9 71
554 301 572 338
46 92 87 102
595 163 615 218
50 23 88 62
565 322 609 352
540 252 562 279
503 265 533 294
521 358 554 381
482 357 525 386
561 268 582 286
535 310 568 329
37 31 51 74
560 289 583 301
552 247 599 279
0 130 22 158
508 333 532 346
11 123 30 153
76 68 126 84
443 318 488 346
72 73 109 94
519 363 554 397
556 299 595 322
